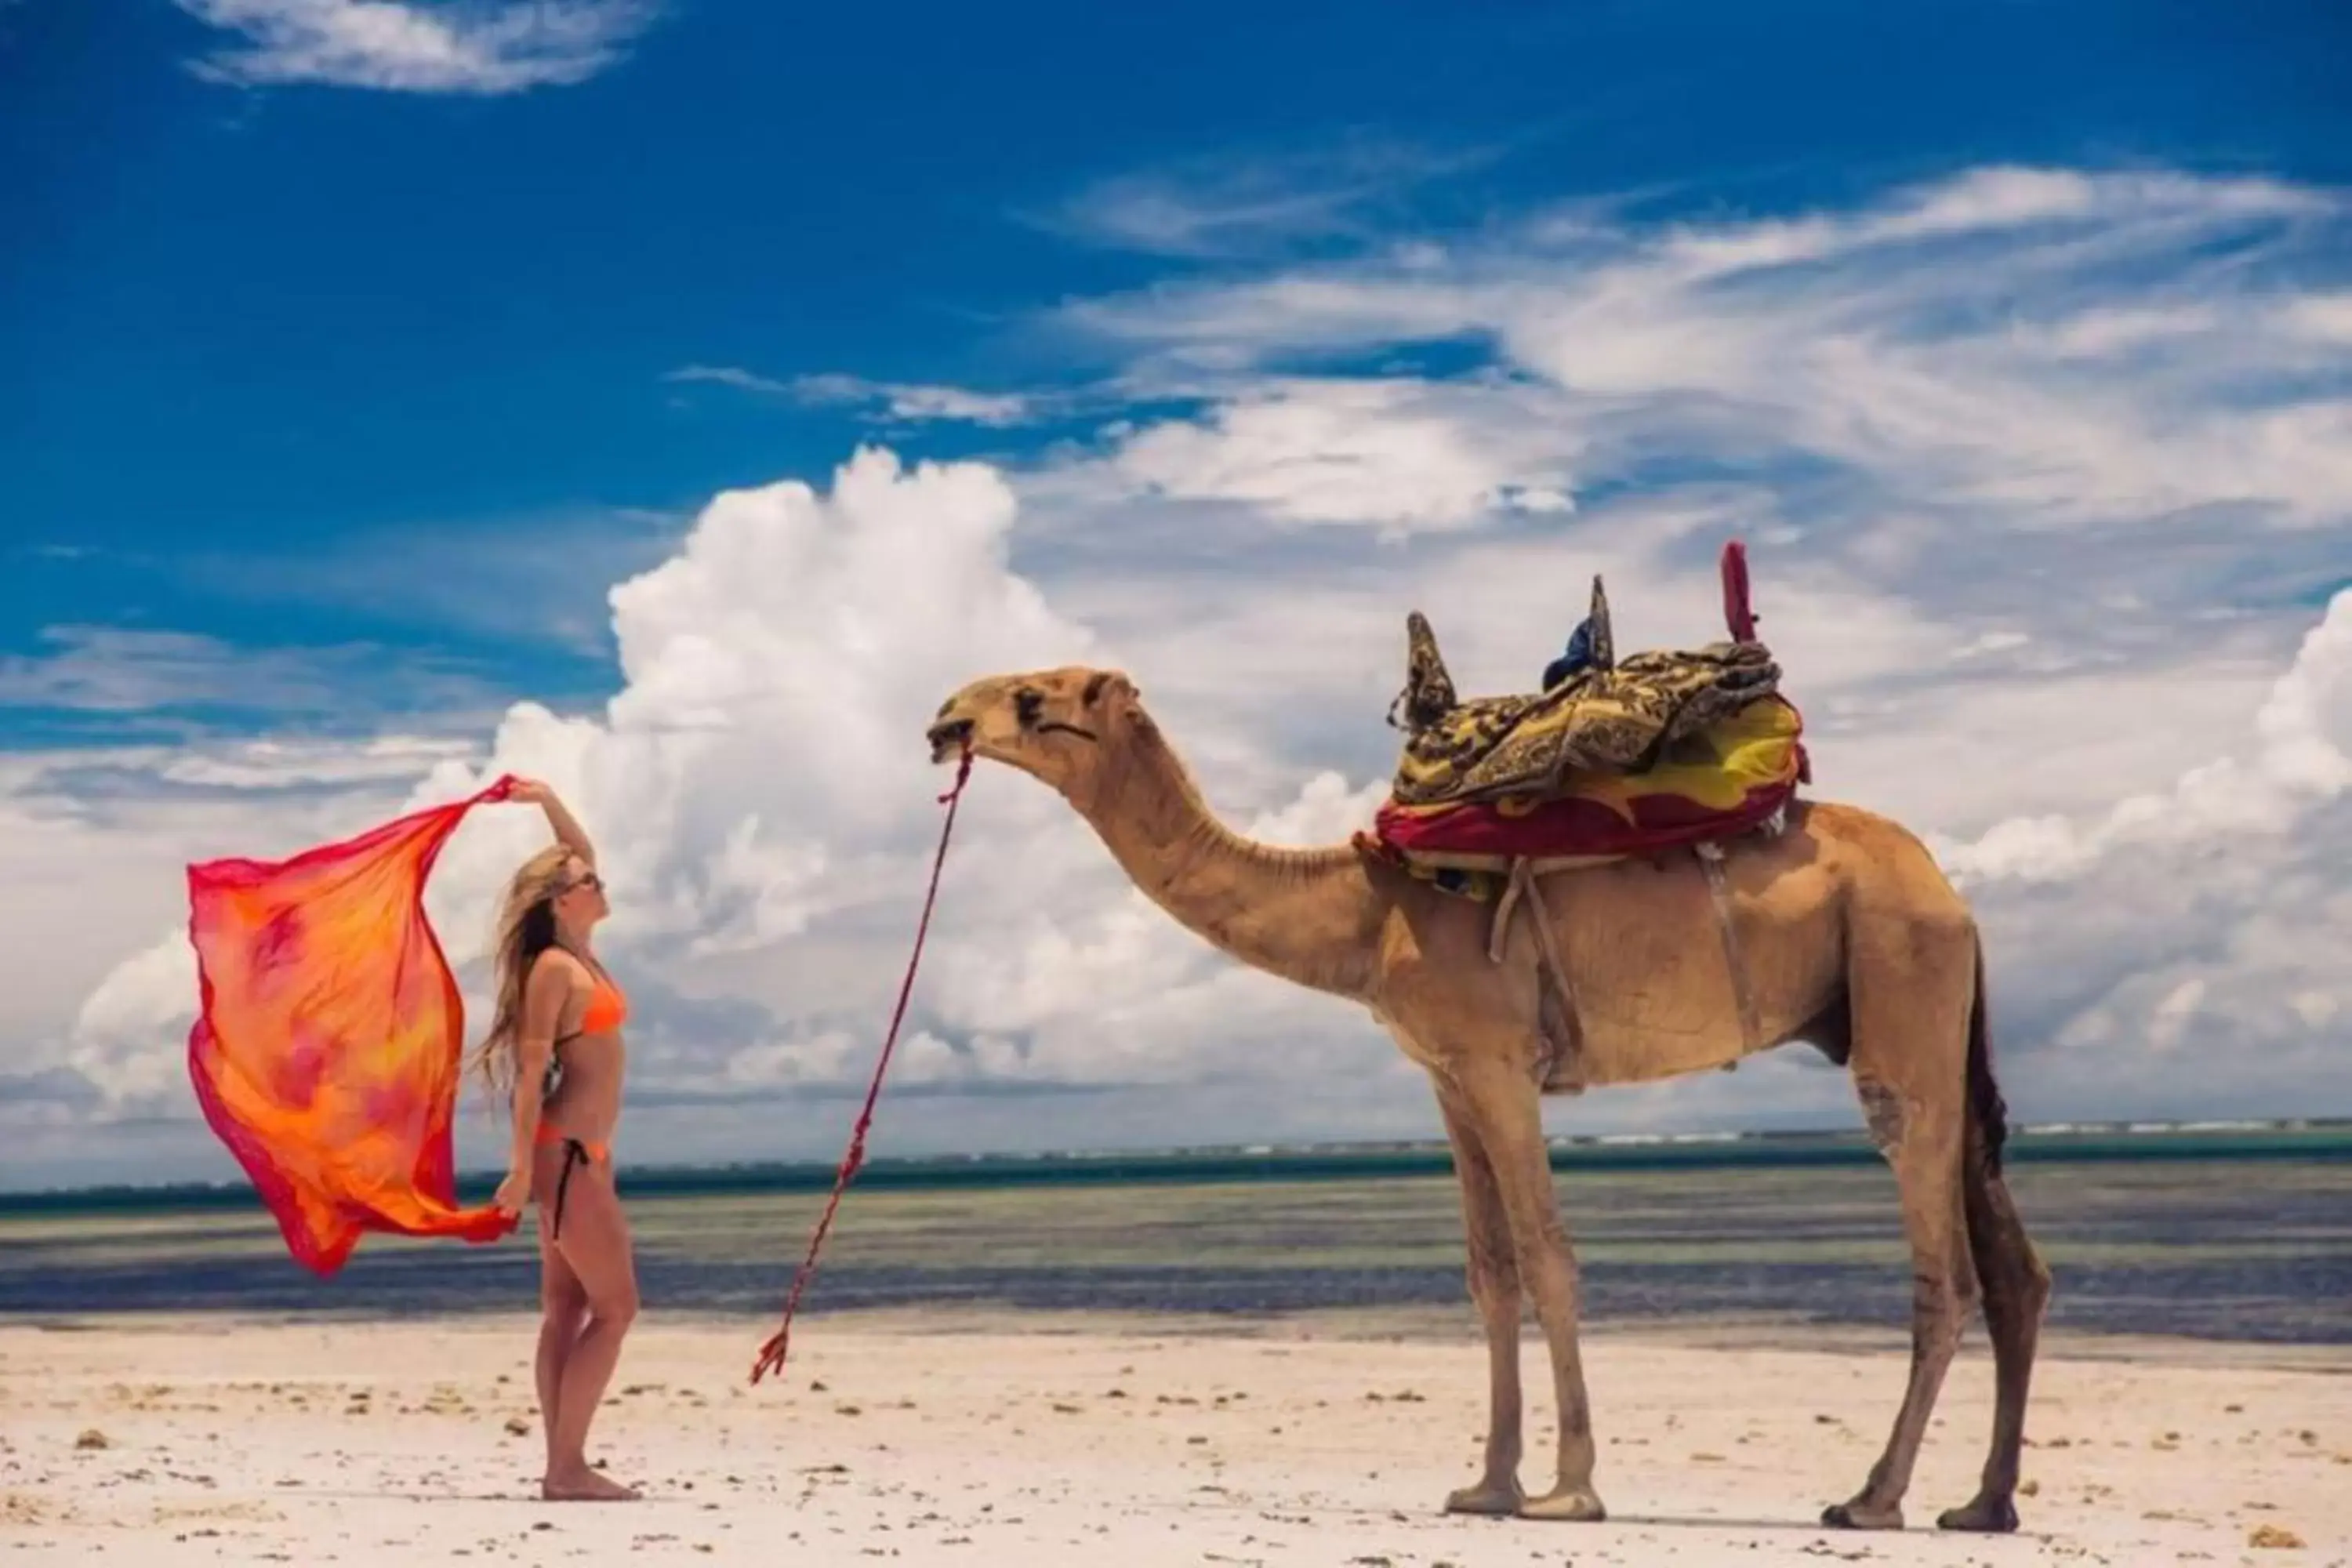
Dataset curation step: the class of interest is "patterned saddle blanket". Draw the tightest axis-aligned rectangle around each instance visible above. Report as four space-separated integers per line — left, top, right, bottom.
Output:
1367 693 1807 880
1386 600 1784 809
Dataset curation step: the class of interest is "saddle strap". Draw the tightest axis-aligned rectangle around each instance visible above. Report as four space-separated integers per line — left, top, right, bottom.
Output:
1486 857 1527 965
1693 840 1762 1059
1489 856 1584 1087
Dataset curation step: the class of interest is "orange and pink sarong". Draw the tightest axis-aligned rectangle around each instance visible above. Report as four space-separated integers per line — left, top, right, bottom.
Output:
185 775 521 1274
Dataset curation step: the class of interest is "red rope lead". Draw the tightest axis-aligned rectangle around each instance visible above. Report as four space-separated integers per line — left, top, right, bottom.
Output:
750 744 975 1386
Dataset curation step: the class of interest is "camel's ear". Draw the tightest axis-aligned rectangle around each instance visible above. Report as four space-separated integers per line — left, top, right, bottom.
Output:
1094 669 1154 741
1083 669 1134 706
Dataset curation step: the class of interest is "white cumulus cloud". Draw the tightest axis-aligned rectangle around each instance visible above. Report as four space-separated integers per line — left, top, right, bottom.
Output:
1931 589 2352 884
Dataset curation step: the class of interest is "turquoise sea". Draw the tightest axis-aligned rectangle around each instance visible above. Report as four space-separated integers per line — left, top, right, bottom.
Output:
4 1124 2347 1345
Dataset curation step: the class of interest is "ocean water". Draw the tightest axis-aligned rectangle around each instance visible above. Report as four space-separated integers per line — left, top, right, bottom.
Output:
3 1129 2347 1345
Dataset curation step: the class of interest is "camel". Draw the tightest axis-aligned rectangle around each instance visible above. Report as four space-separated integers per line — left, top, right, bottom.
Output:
924 662 2051 1534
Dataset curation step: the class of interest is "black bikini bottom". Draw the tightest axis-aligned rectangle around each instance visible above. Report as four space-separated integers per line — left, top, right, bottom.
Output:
546 1137 606 1240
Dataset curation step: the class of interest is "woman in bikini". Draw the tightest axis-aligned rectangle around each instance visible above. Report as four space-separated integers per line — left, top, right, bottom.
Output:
479 780 640 1502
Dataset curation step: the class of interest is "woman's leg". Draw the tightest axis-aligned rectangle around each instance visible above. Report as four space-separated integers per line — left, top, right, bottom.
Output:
542 1155 640 1501
532 1174 590 1478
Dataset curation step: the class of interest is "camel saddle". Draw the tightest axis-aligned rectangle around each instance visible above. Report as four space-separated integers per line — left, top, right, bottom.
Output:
1385 577 1782 810
1367 540 1795 1093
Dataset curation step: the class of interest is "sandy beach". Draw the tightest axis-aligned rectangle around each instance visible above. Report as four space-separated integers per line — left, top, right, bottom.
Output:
2 1310 2344 1566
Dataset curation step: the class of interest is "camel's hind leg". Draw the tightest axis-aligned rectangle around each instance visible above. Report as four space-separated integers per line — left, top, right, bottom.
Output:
1936 1149 2047 1530
1434 1085 1527 1517
1938 946 2051 1534
1824 916 1978 1532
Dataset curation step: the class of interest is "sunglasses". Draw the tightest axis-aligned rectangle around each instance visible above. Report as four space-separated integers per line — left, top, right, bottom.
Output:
557 869 604 896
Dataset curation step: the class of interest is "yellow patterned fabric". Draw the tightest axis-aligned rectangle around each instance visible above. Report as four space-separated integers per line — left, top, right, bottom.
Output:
1486 692 1804 821
1388 612 1782 808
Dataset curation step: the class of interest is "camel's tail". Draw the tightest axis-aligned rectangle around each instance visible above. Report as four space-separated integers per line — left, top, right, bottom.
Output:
1964 932 2010 1180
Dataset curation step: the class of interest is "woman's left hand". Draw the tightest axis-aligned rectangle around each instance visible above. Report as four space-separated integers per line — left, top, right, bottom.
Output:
507 778 553 806
492 1167 532 1218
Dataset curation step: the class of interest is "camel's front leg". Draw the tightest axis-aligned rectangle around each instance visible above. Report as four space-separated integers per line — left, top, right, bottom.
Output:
1458 1062 1606 1523
1436 1087 1524 1516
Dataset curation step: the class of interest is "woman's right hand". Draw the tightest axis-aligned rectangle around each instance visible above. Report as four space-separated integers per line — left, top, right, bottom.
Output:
493 1166 532 1218
507 778 553 806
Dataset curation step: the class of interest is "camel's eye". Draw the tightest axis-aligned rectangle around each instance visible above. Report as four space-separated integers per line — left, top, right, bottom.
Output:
1014 688 1044 726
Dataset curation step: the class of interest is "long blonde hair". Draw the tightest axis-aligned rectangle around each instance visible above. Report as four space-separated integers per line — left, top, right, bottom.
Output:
470 844 576 1105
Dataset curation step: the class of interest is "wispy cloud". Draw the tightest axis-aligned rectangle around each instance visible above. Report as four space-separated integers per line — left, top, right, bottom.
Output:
665 365 1045 427
1038 138 1497 259
0 626 499 727
1060 164 2352 546
176 507 689 660
175 0 659 94
792 373 1040 428
662 365 793 396
1112 378 1575 532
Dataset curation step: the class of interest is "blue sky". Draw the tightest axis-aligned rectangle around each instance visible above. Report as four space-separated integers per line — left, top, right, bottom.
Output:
4 0 2351 1186
9 0 2347 696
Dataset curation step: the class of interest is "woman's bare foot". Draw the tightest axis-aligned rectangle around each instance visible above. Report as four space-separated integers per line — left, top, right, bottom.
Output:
542 1465 640 1501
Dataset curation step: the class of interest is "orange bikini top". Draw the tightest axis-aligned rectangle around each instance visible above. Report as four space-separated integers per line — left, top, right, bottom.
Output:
577 971 628 1035
554 955 628 1046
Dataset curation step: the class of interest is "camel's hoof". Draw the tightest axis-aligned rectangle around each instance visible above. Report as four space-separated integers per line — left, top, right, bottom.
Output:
1822 1499 1904 1531
1519 1484 1607 1523
1936 1494 2020 1534
1443 1480 1523 1517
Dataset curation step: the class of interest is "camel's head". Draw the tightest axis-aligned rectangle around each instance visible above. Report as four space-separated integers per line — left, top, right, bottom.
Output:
926 665 1142 796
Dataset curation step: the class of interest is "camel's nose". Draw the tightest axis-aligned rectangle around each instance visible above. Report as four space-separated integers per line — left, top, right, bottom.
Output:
926 717 974 753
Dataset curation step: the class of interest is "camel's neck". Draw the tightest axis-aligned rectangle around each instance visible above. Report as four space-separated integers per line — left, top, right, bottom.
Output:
1069 719 1384 1003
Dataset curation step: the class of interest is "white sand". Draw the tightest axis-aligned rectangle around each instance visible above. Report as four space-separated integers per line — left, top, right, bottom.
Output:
2 1311 2346 1566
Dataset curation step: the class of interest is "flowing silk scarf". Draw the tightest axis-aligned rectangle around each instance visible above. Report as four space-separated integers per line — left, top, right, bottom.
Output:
186 775 521 1274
